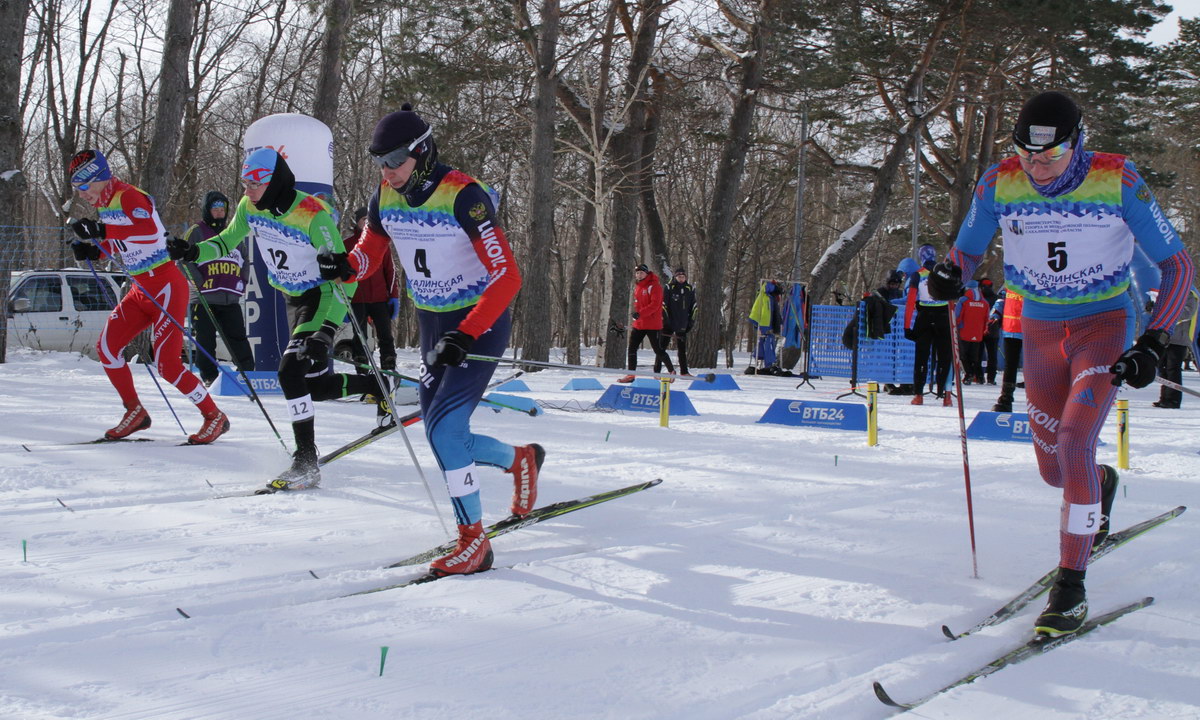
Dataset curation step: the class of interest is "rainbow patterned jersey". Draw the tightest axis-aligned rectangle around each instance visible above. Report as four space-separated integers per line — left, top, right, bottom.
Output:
199 192 341 295
377 170 498 313
96 180 171 275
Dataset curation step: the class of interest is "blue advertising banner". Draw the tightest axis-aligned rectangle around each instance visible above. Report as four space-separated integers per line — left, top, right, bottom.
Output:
966 411 1032 442
756 399 867 431
211 369 284 396
594 385 699 416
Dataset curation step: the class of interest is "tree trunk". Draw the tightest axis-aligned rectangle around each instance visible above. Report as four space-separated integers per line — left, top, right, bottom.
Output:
639 90 668 273
565 192 595 365
518 0 560 363
139 0 195 206
312 0 353 129
690 0 776 369
0 0 30 362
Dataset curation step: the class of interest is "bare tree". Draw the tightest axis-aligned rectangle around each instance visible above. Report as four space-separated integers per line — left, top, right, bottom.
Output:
312 0 354 127
140 0 196 205
514 0 561 362
0 0 31 362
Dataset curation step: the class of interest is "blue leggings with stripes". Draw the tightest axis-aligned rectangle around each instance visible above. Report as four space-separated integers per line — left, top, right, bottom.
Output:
418 308 516 525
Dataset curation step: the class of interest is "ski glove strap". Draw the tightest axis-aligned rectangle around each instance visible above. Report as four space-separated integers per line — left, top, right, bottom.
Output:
426 330 474 369
1110 330 1168 388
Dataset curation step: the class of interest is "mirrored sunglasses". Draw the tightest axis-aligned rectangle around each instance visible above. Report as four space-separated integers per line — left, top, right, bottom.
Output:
1014 139 1072 164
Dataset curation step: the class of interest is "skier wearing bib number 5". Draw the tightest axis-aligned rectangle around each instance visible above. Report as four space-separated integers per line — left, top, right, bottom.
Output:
926 91 1195 638
168 148 386 491
317 104 543 577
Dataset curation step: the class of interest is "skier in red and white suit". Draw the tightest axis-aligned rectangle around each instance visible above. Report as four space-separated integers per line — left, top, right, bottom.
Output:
68 149 229 444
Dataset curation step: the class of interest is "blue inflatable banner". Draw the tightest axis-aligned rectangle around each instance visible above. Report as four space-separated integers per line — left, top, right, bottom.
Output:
756 399 867 431
594 385 699 416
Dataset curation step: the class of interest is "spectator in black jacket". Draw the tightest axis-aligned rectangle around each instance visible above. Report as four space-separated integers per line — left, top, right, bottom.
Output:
661 268 697 376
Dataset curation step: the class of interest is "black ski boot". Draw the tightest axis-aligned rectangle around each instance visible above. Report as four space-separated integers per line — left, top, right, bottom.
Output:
1094 465 1119 548
1034 567 1087 638
260 446 320 493
992 382 1015 412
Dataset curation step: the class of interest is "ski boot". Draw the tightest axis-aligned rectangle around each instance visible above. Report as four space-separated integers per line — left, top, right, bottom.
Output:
942 391 953 408
910 393 923 406
1034 567 1088 638
617 374 636 383
508 443 545 517
992 382 1015 412
188 410 229 445
1094 465 1119 548
261 446 320 493
105 403 151 439
429 521 494 576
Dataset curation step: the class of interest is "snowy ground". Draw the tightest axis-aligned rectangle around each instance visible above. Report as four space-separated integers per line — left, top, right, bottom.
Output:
1 346 1198 720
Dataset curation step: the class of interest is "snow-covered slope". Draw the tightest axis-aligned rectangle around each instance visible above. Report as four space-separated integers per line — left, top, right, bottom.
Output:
2 348 1197 719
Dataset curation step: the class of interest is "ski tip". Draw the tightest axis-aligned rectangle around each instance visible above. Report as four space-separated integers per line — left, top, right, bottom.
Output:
648 478 664 488
871 681 910 709
941 624 959 641
176 607 191 619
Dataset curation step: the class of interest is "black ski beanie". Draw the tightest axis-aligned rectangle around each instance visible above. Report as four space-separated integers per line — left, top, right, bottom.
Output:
201 190 230 230
370 103 439 194
255 153 297 216
1013 91 1082 152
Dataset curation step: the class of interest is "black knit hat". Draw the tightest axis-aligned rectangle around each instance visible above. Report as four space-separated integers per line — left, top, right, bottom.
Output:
635 264 650 273
370 103 438 193
1013 91 1082 152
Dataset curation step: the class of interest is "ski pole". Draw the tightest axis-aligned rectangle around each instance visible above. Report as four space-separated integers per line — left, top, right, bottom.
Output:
332 359 536 415
464 354 716 384
1153 375 1200 399
947 300 979 579
329 281 451 539
82 257 187 436
178 261 289 451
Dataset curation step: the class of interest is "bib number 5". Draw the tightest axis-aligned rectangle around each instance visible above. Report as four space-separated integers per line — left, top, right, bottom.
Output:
1047 241 1068 272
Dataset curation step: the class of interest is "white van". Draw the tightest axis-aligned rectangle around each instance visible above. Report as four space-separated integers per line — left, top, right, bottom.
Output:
6 268 129 359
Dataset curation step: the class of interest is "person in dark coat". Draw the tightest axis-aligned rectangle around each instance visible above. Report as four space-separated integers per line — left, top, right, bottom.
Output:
181 190 255 385
660 268 696 376
344 206 400 374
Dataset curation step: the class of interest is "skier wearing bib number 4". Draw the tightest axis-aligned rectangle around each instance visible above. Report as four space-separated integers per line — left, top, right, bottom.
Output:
168 148 387 491
317 104 543 577
927 91 1194 638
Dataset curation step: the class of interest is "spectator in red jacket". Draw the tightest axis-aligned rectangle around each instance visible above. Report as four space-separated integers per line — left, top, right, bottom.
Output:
345 207 400 373
618 264 675 382
956 281 991 384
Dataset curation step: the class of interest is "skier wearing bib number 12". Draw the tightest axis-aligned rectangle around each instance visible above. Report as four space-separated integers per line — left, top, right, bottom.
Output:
926 91 1194 638
167 147 387 492
317 104 544 577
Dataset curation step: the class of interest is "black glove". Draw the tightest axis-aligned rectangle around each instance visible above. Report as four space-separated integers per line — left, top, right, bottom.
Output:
1110 330 1169 389
317 250 353 281
926 261 964 300
70 218 104 240
631 312 640 320
425 330 474 369
166 235 199 262
71 241 101 261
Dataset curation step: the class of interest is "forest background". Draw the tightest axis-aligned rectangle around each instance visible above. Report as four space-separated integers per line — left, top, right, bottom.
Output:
1 0 1199 370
